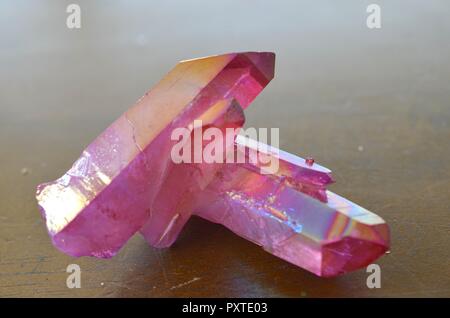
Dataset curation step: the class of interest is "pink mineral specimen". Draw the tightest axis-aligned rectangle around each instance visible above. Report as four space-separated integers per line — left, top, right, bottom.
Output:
36 52 389 277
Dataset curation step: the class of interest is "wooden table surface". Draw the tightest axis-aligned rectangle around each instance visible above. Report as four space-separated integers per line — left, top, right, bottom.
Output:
1 1 449 297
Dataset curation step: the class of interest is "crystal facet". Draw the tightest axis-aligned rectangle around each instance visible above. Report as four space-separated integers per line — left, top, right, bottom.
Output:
36 52 389 277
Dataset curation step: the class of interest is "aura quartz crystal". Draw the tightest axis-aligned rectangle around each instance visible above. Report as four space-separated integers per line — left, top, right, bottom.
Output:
36 52 390 277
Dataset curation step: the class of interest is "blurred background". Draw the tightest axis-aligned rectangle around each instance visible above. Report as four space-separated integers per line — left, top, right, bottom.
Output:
1 0 449 297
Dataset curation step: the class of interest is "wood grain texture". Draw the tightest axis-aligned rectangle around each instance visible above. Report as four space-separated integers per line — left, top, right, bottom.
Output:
1 0 449 297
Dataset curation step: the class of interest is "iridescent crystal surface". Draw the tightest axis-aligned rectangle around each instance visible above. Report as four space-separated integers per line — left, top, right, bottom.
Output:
195 136 389 277
36 52 389 277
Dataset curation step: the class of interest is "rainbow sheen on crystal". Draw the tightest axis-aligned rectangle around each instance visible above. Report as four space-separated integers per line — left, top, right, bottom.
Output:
194 136 389 277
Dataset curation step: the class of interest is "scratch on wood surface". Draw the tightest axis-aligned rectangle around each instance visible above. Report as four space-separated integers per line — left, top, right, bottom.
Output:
170 277 201 290
154 249 169 287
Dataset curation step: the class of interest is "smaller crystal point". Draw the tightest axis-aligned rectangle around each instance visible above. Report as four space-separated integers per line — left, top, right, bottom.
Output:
139 98 245 248
194 137 389 277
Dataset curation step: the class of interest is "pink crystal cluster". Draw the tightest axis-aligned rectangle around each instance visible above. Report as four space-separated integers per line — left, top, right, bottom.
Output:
36 52 389 277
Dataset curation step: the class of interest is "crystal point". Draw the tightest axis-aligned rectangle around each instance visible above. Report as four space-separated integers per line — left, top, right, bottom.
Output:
36 52 274 257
